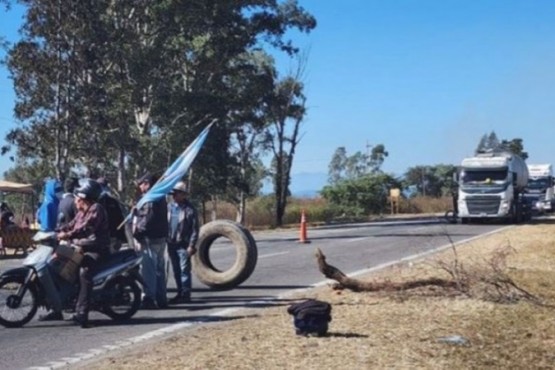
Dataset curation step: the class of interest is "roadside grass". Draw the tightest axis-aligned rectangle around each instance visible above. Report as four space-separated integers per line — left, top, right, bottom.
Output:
84 222 555 370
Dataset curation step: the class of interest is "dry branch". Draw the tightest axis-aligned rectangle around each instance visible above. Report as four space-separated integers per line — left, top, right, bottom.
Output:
315 248 457 292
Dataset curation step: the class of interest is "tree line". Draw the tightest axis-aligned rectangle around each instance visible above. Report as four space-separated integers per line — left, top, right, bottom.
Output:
321 132 528 216
0 0 316 227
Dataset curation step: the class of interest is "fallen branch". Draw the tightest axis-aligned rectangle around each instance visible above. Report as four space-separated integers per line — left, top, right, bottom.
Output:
315 248 457 292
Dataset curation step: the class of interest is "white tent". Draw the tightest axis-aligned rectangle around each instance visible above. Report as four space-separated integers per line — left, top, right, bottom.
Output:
0 180 34 194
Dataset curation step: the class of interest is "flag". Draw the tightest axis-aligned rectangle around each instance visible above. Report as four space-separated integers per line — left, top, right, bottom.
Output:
122 121 214 225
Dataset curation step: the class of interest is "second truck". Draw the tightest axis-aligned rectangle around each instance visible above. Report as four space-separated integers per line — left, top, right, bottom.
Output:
523 163 555 214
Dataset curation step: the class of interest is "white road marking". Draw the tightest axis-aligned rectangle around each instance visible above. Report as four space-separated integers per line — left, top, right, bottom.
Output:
258 251 289 259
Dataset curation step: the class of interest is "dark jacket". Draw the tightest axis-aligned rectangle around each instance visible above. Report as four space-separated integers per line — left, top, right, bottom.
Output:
57 193 77 228
98 193 126 242
167 199 199 248
133 197 168 240
58 202 110 255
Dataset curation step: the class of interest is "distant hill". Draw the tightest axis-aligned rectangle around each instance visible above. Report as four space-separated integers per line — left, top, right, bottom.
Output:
262 172 327 197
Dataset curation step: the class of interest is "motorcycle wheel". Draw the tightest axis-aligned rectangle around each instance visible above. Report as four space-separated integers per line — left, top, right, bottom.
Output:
0 276 38 328
102 276 141 321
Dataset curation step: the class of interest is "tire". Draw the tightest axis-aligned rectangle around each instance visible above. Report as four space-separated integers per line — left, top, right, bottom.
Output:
444 210 457 224
0 276 38 328
192 220 258 290
102 276 141 321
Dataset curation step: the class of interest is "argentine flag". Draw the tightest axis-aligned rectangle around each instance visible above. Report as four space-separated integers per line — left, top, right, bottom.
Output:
123 121 214 224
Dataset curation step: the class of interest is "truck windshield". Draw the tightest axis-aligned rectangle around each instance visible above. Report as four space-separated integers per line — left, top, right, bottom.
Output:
461 169 507 184
527 178 550 190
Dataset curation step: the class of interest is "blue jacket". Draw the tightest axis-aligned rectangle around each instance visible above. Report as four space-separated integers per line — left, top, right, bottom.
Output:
38 179 61 231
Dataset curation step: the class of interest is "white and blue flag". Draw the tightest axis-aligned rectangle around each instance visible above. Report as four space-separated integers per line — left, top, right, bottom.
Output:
123 121 214 224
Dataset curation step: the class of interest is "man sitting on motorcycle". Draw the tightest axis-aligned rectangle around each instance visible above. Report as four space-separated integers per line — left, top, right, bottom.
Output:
56 179 110 328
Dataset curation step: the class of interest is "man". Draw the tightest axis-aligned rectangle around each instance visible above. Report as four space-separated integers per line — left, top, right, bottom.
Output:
57 177 79 228
167 181 199 304
38 179 63 231
133 172 169 309
96 177 127 253
57 179 110 328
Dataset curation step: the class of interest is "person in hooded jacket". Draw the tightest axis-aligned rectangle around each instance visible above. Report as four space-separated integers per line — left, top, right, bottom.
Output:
57 177 79 228
38 179 63 232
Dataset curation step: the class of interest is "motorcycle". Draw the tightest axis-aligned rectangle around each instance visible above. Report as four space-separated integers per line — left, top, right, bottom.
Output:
0 231 143 328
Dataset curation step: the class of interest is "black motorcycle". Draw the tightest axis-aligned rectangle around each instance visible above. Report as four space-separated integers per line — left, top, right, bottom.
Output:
0 231 143 328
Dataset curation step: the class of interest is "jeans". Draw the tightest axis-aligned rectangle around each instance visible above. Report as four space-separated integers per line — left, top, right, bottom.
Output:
38 267 63 312
138 237 167 306
168 244 191 297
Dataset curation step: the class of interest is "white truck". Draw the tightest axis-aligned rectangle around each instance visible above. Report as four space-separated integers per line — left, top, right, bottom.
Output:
456 152 531 223
523 164 555 213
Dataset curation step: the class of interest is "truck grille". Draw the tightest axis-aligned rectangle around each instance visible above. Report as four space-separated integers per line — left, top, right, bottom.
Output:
465 196 501 215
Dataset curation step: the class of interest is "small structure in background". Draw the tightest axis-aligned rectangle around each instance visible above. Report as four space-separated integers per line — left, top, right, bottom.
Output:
389 188 400 215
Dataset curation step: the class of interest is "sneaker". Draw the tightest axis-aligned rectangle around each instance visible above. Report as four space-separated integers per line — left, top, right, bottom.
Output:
169 294 190 305
141 297 158 310
38 311 64 321
71 314 91 329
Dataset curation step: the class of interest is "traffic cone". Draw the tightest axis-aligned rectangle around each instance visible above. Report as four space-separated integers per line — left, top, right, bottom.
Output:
299 209 310 244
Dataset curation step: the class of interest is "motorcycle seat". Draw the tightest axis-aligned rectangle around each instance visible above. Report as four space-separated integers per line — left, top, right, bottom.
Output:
96 249 139 272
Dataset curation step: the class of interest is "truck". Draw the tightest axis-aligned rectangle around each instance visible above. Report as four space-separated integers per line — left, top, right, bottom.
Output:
456 151 531 223
523 164 555 213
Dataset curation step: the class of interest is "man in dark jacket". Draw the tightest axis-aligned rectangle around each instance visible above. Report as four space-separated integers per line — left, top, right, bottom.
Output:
57 177 79 228
133 172 169 309
167 181 199 304
57 179 110 328
96 177 126 253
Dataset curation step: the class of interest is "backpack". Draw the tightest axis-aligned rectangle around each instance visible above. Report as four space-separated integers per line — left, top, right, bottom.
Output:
287 299 332 336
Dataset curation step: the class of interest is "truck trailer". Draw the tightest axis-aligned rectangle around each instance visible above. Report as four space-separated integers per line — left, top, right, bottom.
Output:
523 164 555 213
456 152 531 223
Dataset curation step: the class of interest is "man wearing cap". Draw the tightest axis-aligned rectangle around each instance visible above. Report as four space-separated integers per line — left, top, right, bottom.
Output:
167 181 199 304
133 172 169 309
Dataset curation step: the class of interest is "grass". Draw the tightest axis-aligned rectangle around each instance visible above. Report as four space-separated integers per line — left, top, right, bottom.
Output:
84 220 555 369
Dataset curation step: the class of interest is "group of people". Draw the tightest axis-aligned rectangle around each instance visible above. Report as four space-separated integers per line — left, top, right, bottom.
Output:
37 173 199 328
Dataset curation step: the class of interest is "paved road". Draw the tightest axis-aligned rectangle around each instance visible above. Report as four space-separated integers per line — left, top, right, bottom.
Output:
0 219 510 369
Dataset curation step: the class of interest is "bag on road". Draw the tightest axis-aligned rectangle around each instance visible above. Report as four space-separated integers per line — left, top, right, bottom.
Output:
287 299 332 336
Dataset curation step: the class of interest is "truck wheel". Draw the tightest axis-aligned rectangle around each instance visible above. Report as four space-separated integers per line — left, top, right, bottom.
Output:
192 220 258 290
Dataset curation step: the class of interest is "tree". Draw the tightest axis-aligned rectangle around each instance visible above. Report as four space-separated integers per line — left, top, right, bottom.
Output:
327 144 389 184
403 164 456 197
2 0 317 204
321 173 402 216
500 138 528 160
264 55 309 227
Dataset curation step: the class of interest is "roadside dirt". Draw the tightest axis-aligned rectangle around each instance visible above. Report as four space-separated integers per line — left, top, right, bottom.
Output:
82 220 555 369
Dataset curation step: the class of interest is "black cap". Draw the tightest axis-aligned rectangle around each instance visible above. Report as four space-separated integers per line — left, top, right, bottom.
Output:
136 172 156 186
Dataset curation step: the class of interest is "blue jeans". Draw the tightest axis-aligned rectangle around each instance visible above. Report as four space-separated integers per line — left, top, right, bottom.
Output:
167 244 191 297
139 237 167 306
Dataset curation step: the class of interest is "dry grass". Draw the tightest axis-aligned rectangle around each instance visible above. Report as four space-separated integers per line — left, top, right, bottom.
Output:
83 222 555 370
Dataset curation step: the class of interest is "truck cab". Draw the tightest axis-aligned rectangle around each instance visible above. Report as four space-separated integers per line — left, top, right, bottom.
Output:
524 164 555 213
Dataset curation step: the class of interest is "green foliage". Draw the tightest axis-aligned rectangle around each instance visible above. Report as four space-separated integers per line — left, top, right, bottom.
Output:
327 144 389 185
403 164 456 197
475 131 528 159
320 173 401 216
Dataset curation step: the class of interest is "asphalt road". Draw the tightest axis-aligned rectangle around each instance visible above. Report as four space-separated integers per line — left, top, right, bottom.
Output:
0 218 510 370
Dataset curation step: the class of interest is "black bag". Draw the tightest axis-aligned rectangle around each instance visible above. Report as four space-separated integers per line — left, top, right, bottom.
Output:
287 299 332 336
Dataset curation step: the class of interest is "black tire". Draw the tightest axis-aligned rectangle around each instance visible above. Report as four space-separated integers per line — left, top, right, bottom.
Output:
444 210 457 224
192 220 258 290
102 276 141 321
0 276 38 328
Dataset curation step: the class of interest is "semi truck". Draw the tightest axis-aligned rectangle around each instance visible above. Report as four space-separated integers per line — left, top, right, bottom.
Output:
456 151 531 223
523 164 555 213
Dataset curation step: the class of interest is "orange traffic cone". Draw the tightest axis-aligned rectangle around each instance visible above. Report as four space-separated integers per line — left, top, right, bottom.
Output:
299 209 310 244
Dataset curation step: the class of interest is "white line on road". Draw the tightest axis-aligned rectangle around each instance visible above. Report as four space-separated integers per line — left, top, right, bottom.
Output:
258 251 290 259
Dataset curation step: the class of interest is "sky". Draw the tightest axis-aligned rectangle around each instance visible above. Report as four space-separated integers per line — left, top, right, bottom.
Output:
2 1 555 194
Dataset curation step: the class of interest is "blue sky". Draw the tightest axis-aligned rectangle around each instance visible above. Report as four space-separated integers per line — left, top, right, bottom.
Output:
2 1 555 193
